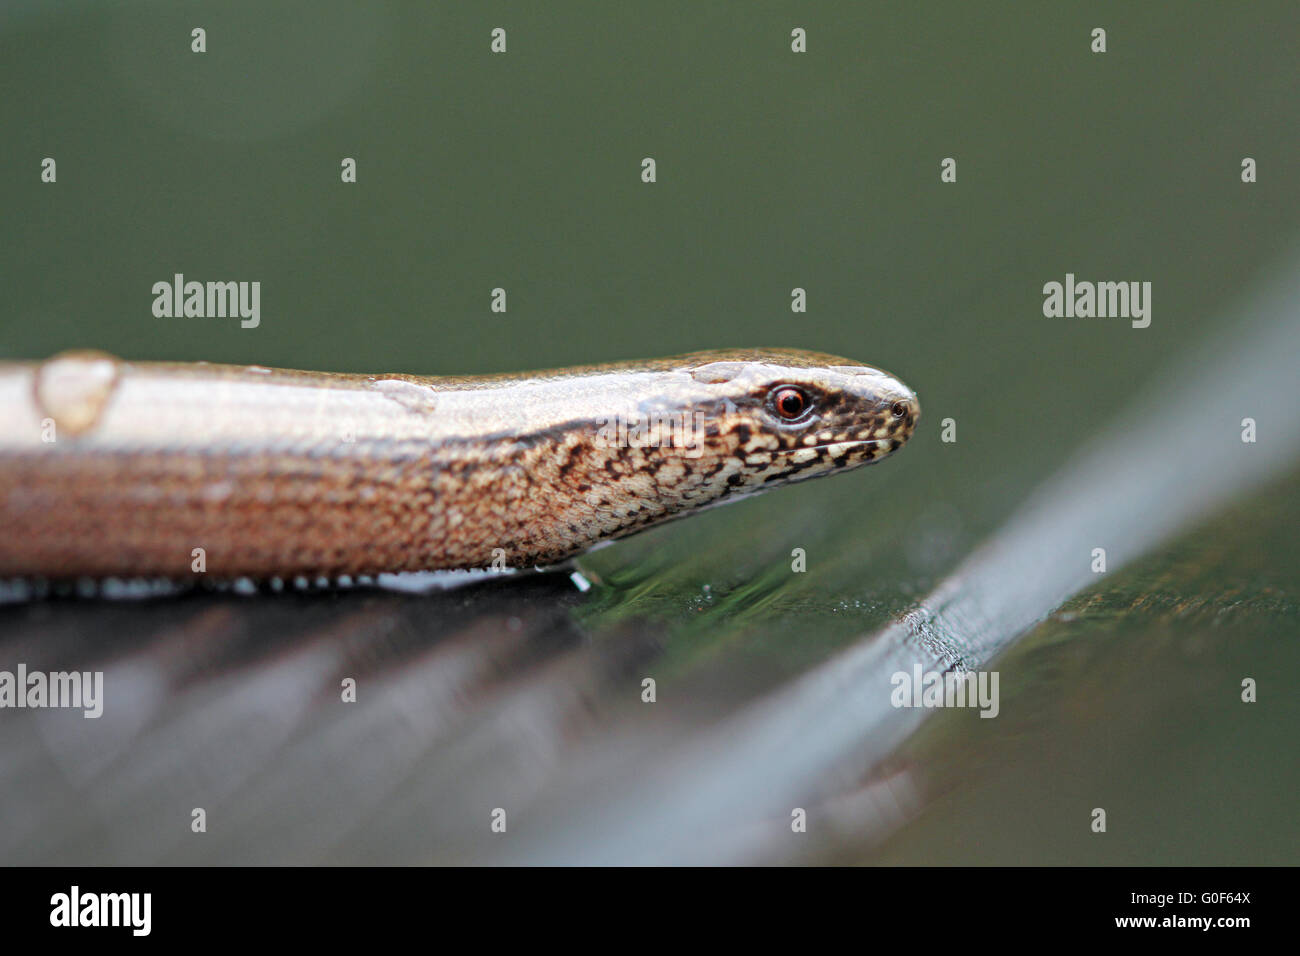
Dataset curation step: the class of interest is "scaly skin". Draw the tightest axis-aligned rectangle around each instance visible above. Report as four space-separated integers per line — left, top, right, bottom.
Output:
0 348 919 578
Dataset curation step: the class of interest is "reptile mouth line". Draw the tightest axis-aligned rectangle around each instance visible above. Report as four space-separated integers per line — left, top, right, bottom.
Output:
778 438 904 454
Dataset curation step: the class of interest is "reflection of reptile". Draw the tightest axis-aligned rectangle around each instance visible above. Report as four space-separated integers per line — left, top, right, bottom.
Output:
0 349 918 579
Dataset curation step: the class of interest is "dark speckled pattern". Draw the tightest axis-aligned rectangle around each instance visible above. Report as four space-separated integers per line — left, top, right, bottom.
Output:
0 349 918 577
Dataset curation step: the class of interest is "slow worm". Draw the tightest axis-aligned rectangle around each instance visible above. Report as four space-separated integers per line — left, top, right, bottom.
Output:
0 349 919 579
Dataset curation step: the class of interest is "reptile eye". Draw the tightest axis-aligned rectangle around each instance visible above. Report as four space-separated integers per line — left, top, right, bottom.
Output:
891 400 908 418
770 386 811 422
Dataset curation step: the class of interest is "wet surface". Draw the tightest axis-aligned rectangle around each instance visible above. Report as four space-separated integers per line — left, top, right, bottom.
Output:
1 461 1294 864
869 475 1300 865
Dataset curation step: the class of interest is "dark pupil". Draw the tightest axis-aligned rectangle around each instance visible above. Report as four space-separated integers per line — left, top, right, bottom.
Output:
778 390 804 417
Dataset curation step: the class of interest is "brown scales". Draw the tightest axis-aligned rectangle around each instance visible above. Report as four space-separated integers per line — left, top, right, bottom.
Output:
0 349 919 579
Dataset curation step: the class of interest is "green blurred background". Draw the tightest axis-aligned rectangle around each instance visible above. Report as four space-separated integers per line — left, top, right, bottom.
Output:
2 1 1297 864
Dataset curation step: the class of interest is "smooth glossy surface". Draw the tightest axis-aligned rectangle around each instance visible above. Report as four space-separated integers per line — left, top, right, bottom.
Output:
0 350 917 577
